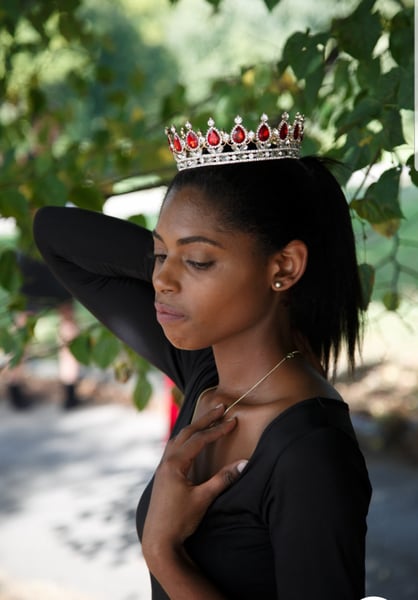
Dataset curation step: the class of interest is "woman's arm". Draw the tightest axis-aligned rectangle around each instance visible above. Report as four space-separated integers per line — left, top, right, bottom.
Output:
268 428 371 599
33 206 186 385
142 404 248 599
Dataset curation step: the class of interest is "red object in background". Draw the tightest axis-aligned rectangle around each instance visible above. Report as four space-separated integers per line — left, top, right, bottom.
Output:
165 376 180 436
169 395 180 434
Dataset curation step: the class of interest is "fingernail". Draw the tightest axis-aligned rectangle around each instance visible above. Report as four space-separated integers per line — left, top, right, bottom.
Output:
237 460 248 474
225 417 236 423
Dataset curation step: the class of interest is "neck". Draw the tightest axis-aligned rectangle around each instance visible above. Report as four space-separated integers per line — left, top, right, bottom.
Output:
222 350 300 415
211 331 297 401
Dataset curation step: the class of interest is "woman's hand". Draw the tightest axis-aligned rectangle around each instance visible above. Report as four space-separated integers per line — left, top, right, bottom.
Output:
142 404 248 559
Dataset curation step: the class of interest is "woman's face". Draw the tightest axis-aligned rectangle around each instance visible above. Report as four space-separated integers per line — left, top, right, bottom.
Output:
152 185 278 350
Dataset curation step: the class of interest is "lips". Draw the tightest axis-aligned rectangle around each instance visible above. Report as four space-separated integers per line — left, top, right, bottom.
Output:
154 301 186 324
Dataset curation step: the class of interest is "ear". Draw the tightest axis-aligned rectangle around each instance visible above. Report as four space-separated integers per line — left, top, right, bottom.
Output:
269 240 308 291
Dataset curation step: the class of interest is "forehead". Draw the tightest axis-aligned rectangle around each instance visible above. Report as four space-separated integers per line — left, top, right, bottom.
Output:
155 185 267 260
158 185 224 230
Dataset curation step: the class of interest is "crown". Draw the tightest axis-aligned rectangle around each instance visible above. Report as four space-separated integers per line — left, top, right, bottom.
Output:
165 112 304 171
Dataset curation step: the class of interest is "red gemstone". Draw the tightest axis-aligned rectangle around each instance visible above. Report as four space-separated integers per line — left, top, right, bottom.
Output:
186 130 199 149
279 122 288 140
231 125 246 144
173 134 183 153
258 123 270 142
293 123 300 140
207 128 221 146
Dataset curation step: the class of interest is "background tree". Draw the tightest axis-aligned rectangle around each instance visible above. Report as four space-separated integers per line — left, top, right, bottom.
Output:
0 0 415 408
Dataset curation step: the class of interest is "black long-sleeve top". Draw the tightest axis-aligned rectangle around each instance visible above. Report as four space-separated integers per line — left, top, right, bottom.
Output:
33 206 372 600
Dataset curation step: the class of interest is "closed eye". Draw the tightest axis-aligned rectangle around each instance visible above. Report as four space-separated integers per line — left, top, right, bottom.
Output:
186 260 215 270
153 253 167 264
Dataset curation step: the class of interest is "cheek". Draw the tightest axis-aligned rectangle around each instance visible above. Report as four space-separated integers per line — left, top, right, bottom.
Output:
197 276 271 328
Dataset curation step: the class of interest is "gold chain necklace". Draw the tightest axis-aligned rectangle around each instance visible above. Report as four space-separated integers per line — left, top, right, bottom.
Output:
222 350 300 416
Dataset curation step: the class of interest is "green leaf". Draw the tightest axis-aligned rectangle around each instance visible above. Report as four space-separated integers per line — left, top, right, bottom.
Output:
358 263 375 309
336 96 381 136
206 0 222 10
69 182 104 211
28 86 47 116
0 326 17 356
0 189 30 221
91 328 121 369
332 58 352 98
357 57 381 97
375 67 401 106
133 373 153 410
389 8 413 68
92 128 111 145
128 214 147 227
406 154 418 186
351 168 404 225
161 84 187 121
304 67 325 112
339 129 381 172
59 12 83 41
383 291 400 311
332 0 381 60
371 219 401 238
69 332 93 365
281 31 327 80
96 64 115 85
5 324 32 368
0 249 22 293
263 0 282 10
379 107 405 150
398 66 413 110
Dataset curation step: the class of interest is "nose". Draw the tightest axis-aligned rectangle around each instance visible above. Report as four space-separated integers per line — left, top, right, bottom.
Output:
152 258 179 294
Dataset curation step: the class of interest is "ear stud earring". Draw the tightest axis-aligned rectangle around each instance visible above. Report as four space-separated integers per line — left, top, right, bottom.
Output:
274 281 282 289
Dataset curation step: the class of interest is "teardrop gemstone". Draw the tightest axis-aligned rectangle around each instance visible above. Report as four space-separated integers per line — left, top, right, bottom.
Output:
231 125 246 144
173 134 183 153
293 123 300 140
186 130 199 149
207 128 221 147
279 122 288 140
258 123 270 142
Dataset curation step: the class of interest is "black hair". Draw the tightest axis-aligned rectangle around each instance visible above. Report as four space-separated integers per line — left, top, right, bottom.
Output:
165 157 363 375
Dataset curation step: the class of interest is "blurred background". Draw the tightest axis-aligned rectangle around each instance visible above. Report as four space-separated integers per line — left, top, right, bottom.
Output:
0 0 416 598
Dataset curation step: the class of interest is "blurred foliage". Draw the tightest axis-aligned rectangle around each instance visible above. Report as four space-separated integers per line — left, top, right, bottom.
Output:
0 0 415 408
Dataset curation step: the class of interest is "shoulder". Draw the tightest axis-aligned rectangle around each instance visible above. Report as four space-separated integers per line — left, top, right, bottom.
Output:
262 398 370 490
261 398 355 454
258 400 371 529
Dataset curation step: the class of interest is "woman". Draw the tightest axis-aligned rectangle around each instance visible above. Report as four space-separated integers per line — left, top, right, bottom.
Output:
34 112 371 599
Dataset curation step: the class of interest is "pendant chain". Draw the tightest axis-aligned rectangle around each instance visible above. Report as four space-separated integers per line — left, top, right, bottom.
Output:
223 350 300 416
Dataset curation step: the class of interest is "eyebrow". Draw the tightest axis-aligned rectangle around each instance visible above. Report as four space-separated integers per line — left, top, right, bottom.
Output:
152 230 225 248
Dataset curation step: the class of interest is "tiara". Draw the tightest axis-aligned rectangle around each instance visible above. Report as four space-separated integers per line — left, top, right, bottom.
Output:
166 112 304 171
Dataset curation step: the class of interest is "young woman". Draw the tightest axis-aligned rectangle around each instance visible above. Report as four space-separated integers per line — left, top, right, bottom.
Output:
33 112 372 599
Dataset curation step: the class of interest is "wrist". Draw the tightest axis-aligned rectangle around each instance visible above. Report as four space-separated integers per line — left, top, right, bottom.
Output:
144 544 227 600
142 538 186 573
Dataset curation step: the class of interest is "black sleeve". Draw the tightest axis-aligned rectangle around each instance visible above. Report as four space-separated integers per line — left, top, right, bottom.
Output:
33 206 197 390
266 427 370 600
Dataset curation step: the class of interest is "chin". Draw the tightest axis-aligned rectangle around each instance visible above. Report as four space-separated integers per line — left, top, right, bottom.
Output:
165 334 209 352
